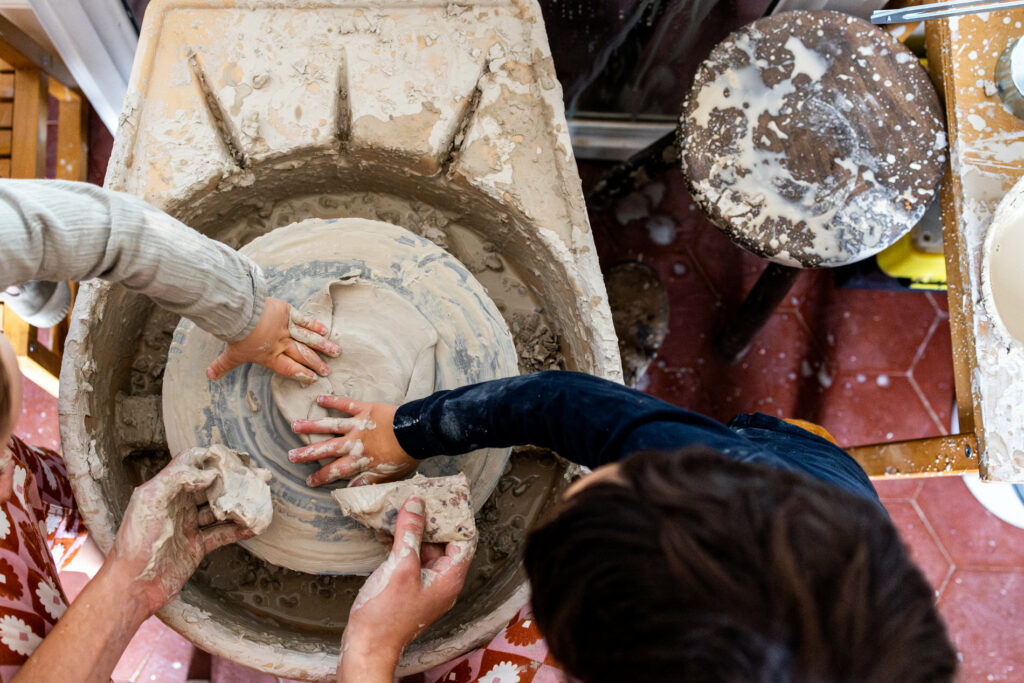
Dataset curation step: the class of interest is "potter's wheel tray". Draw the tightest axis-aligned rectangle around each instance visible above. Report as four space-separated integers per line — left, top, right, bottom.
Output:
162 218 518 575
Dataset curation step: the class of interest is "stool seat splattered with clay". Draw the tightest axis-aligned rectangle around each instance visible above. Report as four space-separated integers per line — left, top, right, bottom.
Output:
679 9 946 359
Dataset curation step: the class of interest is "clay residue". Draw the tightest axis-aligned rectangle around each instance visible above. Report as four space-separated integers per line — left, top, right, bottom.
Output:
509 311 565 372
332 473 477 543
188 447 569 636
201 444 274 535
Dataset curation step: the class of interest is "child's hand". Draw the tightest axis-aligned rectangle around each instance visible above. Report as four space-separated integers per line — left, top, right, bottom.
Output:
289 396 418 487
337 497 474 682
206 297 340 383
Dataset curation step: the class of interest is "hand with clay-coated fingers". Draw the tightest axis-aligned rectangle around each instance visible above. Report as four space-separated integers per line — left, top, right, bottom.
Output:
206 297 341 384
106 447 257 615
337 497 475 682
290 395 419 488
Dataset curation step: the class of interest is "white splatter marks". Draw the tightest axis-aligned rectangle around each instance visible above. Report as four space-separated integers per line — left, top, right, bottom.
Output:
646 215 678 245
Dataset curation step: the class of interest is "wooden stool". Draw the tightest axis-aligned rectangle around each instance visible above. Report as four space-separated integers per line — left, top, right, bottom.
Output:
678 10 946 360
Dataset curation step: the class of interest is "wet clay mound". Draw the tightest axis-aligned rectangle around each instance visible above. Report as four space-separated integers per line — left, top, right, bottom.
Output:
163 218 518 575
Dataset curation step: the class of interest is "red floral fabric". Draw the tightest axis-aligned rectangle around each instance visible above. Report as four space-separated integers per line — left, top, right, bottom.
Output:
401 606 573 683
0 436 88 678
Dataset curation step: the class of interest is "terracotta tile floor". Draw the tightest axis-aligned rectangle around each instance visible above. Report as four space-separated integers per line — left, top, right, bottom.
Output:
8 138 1020 679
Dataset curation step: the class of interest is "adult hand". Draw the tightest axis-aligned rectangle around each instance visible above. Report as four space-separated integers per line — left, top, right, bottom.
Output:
289 396 419 487
338 497 475 682
106 448 257 614
206 297 340 384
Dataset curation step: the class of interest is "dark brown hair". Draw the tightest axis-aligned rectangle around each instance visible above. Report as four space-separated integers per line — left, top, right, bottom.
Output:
524 448 956 683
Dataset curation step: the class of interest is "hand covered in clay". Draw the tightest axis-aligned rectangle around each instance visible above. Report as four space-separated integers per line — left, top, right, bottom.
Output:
289 395 418 487
107 448 258 614
339 497 475 681
206 297 340 384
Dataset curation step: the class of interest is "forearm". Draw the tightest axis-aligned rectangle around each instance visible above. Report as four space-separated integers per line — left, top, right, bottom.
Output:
392 371 741 469
337 639 399 683
13 559 151 683
0 179 265 341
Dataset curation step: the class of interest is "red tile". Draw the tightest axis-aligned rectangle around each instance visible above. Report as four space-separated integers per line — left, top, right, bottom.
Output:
909 317 955 434
711 312 825 422
688 223 764 305
112 616 193 682
14 376 60 452
188 649 211 679
926 291 950 317
821 288 939 375
775 269 830 318
816 373 938 447
210 655 280 682
881 500 952 592
57 571 91 603
937 569 1024 682
872 478 923 501
133 625 193 683
916 477 1024 569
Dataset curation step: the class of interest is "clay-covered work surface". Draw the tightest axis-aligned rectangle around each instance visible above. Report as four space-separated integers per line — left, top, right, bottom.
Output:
273 280 438 446
163 218 518 575
929 10 1024 480
681 10 946 267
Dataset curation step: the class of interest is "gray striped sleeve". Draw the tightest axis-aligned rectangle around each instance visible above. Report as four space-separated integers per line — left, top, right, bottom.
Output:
0 179 265 342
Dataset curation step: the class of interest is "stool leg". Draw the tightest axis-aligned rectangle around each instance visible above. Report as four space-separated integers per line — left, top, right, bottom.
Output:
716 262 802 363
586 129 679 210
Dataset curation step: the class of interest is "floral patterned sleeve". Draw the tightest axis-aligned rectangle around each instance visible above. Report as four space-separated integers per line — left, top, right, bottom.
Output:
0 436 88 676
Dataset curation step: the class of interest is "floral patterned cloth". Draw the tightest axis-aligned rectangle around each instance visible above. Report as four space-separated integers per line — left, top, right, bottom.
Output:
0 435 89 678
401 606 573 683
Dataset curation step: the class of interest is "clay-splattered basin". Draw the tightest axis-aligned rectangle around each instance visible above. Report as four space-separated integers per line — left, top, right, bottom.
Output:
58 1 620 679
58 168 600 681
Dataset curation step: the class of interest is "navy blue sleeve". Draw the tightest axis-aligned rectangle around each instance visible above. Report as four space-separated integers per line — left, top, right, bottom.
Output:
392 371 881 506
392 371 747 470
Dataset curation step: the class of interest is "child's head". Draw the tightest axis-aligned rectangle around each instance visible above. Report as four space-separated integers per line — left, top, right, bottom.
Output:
524 448 955 683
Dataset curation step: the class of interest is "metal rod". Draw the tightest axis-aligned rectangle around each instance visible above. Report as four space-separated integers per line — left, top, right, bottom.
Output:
872 0 1024 24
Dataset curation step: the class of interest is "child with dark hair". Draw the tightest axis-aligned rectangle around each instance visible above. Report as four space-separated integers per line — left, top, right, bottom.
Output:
291 371 957 683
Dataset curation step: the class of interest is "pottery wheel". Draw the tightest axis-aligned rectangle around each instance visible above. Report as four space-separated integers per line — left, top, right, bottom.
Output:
162 218 519 574
680 10 946 267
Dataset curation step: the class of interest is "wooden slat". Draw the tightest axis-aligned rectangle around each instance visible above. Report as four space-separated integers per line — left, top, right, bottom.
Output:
925 20 978 437
1 301 32 358
0 159 10 178
0 101 12 127
0 282 75 398
11 67 47 179
0 15 75 87
0 129 10 156
849 433 979 479
0 72 13 100
52 85 87 181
